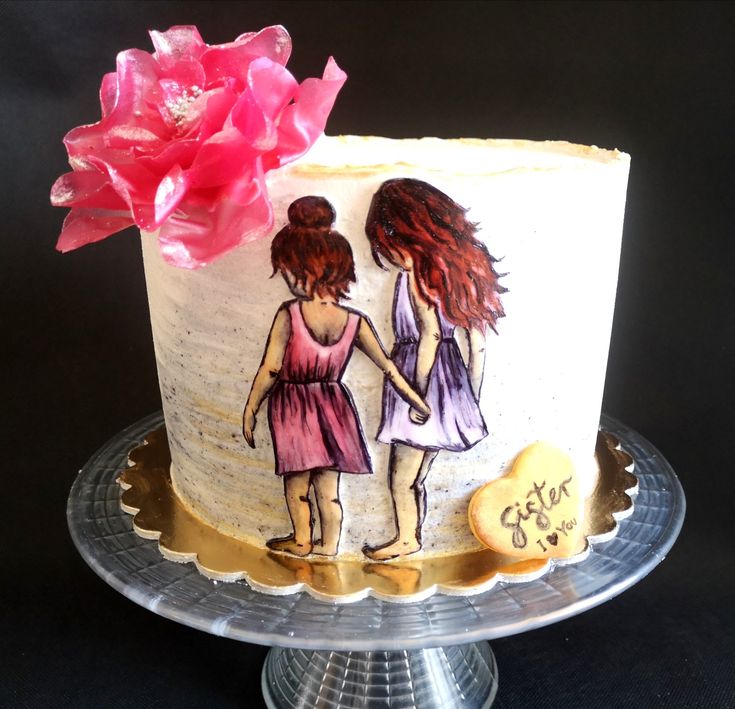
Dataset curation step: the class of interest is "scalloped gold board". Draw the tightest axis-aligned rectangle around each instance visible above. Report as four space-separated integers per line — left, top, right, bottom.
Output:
118 426 637 602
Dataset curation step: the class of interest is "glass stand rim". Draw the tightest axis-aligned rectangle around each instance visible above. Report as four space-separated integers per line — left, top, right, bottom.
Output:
67 411 685 651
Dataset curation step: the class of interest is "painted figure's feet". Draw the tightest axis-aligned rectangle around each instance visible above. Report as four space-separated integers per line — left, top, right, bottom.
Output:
266 535 313 557
362 538 421 562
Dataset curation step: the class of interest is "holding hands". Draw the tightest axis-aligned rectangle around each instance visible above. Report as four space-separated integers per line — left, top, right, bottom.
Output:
409 403 431 425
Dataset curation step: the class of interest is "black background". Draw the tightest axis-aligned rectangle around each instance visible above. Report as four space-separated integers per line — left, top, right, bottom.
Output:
3 1 734 707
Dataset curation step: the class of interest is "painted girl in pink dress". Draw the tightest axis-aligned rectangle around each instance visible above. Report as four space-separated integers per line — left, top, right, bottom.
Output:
363 178 506 561
243 196 431 558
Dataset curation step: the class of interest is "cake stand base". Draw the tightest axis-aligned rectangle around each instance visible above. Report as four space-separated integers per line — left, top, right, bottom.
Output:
67 413 684 709
262 643 498 709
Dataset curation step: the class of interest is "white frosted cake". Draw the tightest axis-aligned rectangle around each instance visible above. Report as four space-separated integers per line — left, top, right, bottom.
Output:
141 134 630 561
51 25 631 578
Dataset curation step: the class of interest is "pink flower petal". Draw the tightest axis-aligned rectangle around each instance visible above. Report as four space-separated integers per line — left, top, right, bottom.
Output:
188 130 259 188
56 208 135 252
149 26 206 71
198 86 239 139
233 31 256 43
113 49 162 116
136 138 200 173
157 162 272 268
200 25 292 87
230 91 276 152
247 57 298 120
84 155 158 230
154 164 190 225
100 72 118 118
51 170 128 210
65 53 168 156
236 25 291 66
157 195 272 268
227 59 298 155
101 49 168 147
157 58 206 93
104 124 168 150
63 122 108 159
268 56 347 166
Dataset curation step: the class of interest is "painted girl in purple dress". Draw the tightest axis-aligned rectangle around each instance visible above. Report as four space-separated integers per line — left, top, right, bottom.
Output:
363 178 506 561
243 196 430 558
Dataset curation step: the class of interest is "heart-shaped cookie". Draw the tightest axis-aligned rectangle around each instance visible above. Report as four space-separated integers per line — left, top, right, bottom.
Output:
468 442 585 559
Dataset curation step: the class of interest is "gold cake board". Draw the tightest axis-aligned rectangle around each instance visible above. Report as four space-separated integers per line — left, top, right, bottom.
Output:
118 428 637 603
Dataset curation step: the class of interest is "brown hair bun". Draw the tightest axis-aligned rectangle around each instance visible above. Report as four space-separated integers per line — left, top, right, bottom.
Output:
287 196 335 229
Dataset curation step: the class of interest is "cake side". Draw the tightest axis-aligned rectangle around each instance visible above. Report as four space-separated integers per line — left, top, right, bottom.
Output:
142 135 630 560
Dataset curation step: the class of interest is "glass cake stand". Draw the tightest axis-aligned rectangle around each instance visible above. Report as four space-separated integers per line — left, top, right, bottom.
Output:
67 412 685 708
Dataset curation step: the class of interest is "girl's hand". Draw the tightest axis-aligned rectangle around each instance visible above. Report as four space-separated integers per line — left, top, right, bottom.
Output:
243 409 257 448
409 404 430 425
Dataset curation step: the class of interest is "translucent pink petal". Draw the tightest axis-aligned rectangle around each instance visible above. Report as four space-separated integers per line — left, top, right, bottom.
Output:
198 87 238 139
233 31 256 43
188 128 259 188
114 49 162 115
157 162 271 268
269 57 347 166
56 208 134 252
157 192 272 268
64 53 165 155
154 164 190 225
86 155 154 200
247 57 298 120
157 58 206 92
105 124 168 150
149 26 206 71
230 91 276 151
63 122 108 159
51 170 106 206
84 155 158 230
136 138 200 173
222 177 261 207
51 170 128 210
237 25 291 66
179 185 220 208
99 73 118 118
102 49 168 146
200 25 292 87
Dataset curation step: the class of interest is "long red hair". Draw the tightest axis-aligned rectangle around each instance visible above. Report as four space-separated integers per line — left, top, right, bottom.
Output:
271 196 356 300
365 178 506 331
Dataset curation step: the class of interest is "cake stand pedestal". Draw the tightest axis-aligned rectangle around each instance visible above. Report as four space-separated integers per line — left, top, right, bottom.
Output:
67 413 684 708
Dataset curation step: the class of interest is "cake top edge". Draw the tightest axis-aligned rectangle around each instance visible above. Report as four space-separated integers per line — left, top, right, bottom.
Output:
282 134 630 177
327 134 628 157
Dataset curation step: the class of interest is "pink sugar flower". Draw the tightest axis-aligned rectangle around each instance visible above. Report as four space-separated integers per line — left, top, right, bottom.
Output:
51 26 346 268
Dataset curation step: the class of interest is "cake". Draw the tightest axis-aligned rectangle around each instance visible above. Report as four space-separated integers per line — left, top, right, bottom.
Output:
141 134 629 562
52 26 630 581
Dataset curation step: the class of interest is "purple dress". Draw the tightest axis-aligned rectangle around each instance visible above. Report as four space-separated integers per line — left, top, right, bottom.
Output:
377 272 488 451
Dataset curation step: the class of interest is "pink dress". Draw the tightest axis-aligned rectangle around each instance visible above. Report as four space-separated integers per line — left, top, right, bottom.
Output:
268 301 372 476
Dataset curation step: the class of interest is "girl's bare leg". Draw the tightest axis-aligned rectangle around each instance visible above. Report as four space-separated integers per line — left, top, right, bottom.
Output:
312 470 343 556
364 444 436 561
415 450 438 540
267 471 314 556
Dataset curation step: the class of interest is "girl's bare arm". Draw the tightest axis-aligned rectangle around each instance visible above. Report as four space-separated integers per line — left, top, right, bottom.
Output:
467 326 487 401
407 271 441 396
242 307 290 447
355 317 431 419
